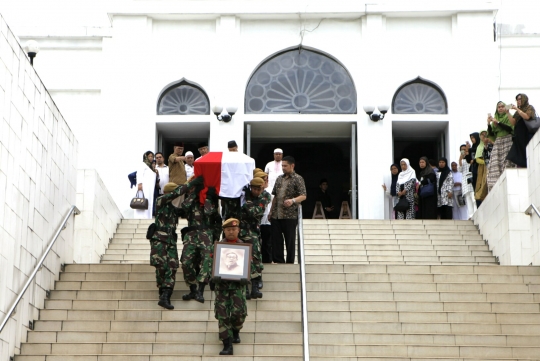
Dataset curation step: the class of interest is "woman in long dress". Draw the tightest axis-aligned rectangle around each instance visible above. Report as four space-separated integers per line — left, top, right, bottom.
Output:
417 156 437 219
458 145 476 219
396 159 417 220
487 101 514 191
506 93 536 168
382 163 400 219
436 157 454 220
451 161 468 220
134 151 157 219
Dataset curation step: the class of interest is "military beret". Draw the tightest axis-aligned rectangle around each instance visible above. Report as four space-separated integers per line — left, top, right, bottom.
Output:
250 177 264 187
222 218 240 228
254 171 267 179
253 168 263 176
163 182 178 193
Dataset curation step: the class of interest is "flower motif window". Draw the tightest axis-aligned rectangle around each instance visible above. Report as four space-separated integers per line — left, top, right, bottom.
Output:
157 79 210 115
392 77 447 114
245 48 357 114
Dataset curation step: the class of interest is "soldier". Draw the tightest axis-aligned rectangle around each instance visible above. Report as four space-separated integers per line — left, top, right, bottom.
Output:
240 176 271 299
149 177 203 310
212 218 248 356
254 170 272 289
180 186 218 303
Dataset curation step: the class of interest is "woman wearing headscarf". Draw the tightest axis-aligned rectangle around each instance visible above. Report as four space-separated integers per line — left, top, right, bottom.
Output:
417 156 437 219
474 131 488 206
458 144 476 219
468 132 480 189
436 157 454 219
134 151 158 219
487 101 514 191
506 93 536 168
396 159 417 220
382 164 400 219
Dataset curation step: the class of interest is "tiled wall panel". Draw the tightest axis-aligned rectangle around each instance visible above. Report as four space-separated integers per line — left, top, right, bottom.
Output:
0 14 78 357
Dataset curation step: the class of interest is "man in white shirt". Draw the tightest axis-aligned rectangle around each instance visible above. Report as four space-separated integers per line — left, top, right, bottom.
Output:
264 148 284 193
155 152 169 195
185 151 195 178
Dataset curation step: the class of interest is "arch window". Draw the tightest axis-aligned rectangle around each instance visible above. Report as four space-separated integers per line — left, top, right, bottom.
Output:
392 77 448 114
157 79 210 115
245 48 357 114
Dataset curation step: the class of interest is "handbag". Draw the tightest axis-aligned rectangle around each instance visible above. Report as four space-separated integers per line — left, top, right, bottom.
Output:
455 190 465 207
130 190 149 210
524 113 540 134
394 197 410 212
419 179 435 198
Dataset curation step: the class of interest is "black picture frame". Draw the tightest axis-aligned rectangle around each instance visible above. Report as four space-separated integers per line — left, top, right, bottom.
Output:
212 242 252 282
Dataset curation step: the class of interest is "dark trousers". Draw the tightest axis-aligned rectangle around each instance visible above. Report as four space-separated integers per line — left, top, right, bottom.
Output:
439 205 453 219
271 219 298 264
260 225 272 264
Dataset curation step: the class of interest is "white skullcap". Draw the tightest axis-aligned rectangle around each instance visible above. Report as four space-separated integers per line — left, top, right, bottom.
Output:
274 148 283 154
185 151 194 157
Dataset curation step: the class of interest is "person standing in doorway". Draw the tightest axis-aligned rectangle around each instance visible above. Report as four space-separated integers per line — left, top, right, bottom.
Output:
256 171 273 264
135 151 158 219
316 178 335 219
264 148 284 195
436 157 454 219
155 152 169 195
168 142 187 185
269 156 307 263
418 157 437 219
382 164 400 220
197 141 209 160
185 151 195 178
396 158 416 220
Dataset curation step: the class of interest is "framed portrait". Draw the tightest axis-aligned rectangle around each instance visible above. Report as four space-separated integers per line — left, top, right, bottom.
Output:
212 242 252 281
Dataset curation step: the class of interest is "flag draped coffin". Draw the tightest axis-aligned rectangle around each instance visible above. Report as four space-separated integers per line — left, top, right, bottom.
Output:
194 152 255 203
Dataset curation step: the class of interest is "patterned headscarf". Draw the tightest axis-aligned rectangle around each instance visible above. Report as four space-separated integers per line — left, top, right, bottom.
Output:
143 151 154 170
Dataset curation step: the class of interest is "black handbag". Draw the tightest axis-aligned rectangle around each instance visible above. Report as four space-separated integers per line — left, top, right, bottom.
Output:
419 179 435 198
394 197 410 212
130 190 149 210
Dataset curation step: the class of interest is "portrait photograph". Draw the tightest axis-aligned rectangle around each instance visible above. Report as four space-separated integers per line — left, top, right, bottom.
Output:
212 242 252 281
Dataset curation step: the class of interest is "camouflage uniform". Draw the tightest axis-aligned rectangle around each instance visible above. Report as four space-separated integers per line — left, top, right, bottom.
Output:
221 198 242 223
240 190 271 279
150 184 190 290
180 191 217 285
214 238 248 341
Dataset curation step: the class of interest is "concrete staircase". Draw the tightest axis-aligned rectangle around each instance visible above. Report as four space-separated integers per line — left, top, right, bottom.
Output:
15 218 540 360
303 219 497 265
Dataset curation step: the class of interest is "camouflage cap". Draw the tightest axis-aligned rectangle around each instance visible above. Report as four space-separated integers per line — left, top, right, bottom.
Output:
163 182 178 193
222 218 240 228
250 177 264 187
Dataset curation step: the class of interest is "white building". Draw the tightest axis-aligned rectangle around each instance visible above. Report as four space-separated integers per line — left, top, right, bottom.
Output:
3 0 540 219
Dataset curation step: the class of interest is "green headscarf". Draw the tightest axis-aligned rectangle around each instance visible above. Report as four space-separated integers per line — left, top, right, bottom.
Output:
475 130 486 159
491 101 514 139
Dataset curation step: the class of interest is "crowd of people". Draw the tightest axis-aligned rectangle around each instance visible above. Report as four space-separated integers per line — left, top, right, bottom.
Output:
135 143 306 355
384 93 537 220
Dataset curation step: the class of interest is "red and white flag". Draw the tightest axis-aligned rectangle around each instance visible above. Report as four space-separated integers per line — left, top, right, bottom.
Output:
194 152 255 204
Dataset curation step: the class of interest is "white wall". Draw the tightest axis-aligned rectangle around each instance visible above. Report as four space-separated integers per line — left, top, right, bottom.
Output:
473 169 531 265
527 129 540 265
2 1 539 219
0 14 78 359
74 169 123 263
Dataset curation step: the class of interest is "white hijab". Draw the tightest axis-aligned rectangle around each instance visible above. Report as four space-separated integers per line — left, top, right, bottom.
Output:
397 158 416 184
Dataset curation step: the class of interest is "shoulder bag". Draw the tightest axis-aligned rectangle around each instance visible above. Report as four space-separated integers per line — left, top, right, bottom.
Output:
419 178 435 198
524 112 540 134
130 190 149 210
